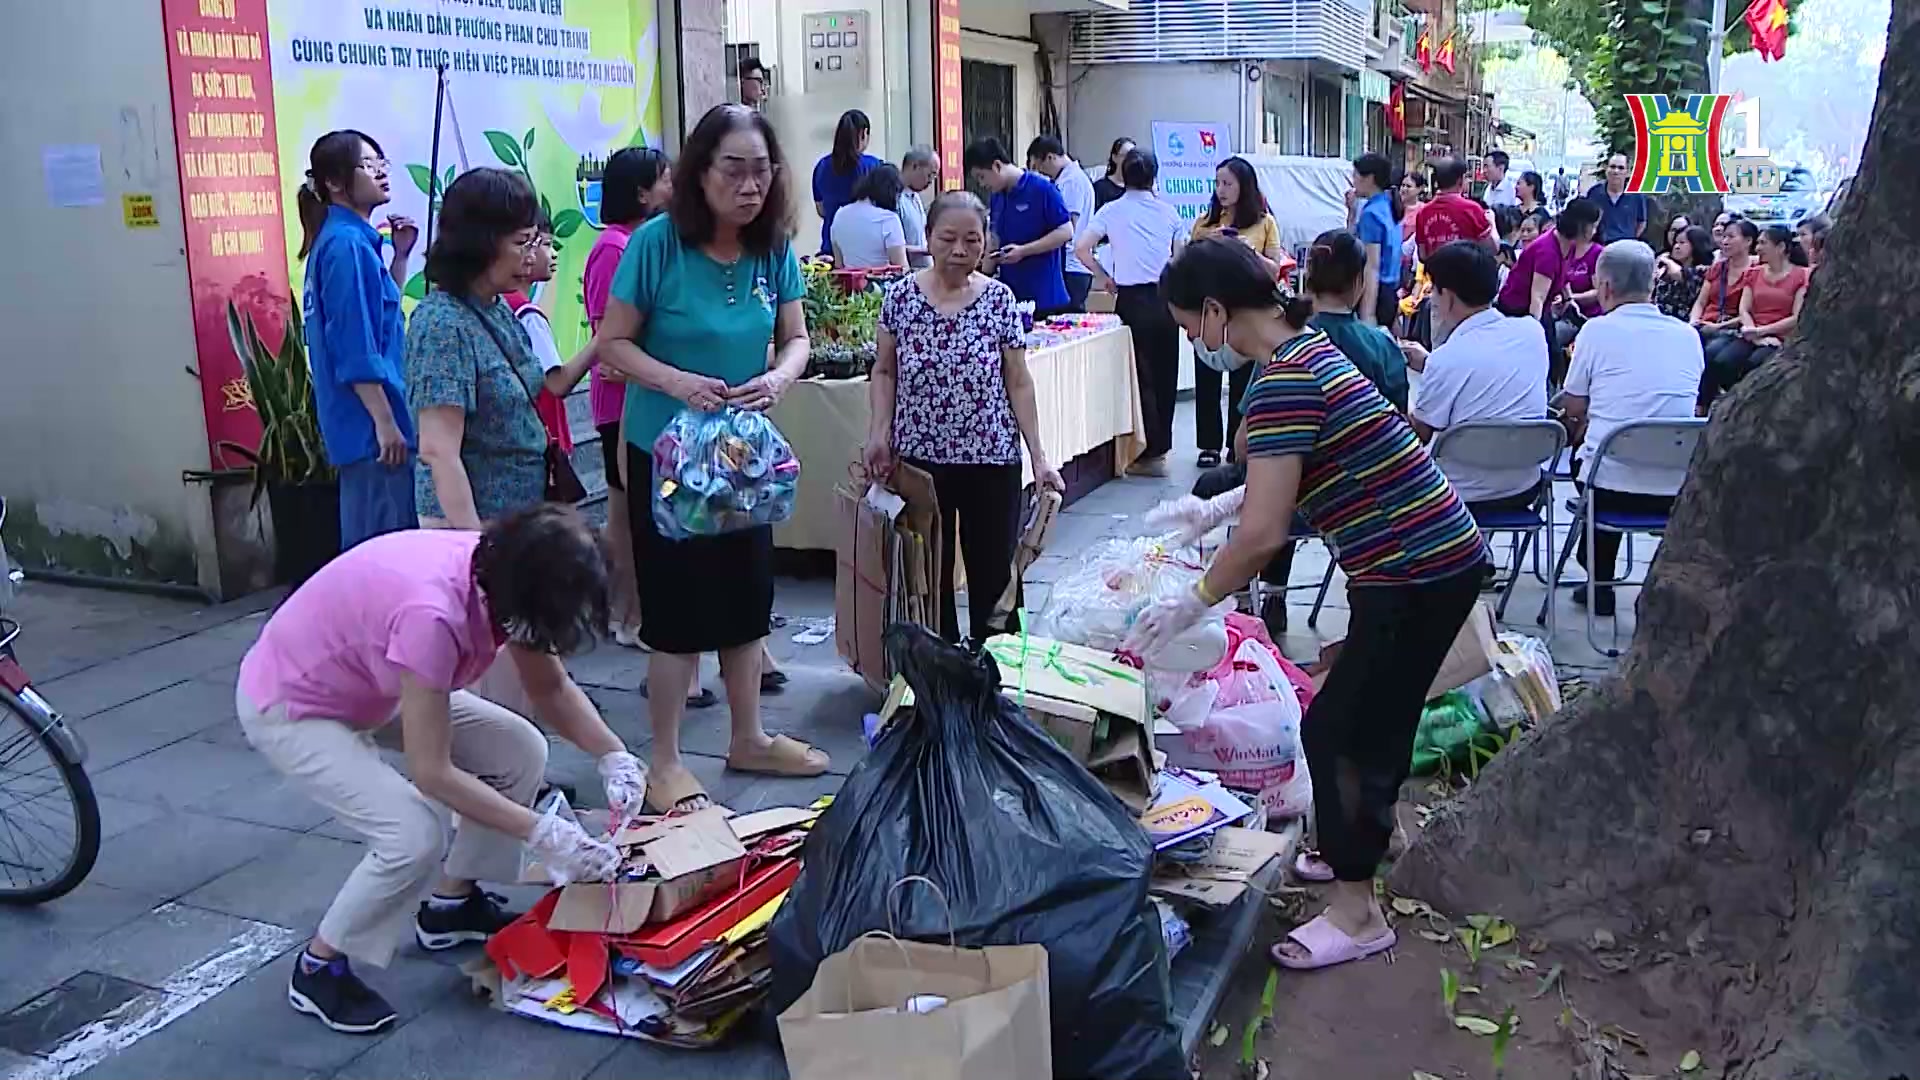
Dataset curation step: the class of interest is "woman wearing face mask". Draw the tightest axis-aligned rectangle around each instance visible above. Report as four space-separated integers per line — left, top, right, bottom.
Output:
865 192 1063 643
236 504 641 1035
1140 237 1485 973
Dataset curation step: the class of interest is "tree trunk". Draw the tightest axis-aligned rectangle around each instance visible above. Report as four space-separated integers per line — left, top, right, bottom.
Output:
1394 4 1920 1077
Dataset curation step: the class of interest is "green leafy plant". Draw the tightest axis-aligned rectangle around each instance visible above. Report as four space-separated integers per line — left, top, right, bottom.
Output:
1441 967 1461 1014
1491 1006 1518 1074
220 300 334 503
1240 968 1279 1068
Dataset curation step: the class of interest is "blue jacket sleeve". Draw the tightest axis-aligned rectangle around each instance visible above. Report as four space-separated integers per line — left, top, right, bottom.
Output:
315 238 387 386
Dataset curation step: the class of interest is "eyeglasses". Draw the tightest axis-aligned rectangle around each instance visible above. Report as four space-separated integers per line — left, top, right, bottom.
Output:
509 233 544 253
357 157 389 173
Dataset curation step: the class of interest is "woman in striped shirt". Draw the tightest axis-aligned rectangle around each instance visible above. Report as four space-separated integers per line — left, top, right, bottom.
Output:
1132 236 1487 974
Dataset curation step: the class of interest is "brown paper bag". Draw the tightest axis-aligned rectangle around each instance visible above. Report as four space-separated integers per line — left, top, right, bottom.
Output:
778 935 1052 1080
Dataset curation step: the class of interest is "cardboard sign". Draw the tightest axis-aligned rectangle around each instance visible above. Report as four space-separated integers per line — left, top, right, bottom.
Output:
122 192 159 228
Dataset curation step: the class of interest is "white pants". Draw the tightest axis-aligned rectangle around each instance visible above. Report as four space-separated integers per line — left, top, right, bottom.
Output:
236 688 547 966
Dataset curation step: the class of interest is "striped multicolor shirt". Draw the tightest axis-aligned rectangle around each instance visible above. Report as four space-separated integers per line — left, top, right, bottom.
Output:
1243 330 1487 585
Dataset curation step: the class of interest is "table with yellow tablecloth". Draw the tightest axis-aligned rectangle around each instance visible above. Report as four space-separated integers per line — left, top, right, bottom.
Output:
768 324 1144 552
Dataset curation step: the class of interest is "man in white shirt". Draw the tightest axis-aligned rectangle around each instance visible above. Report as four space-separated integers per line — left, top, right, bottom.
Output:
1403 241 1549 512
1484 150 1518 208
898 145 938 268
1027 135 1098 311
1561 240 1703 615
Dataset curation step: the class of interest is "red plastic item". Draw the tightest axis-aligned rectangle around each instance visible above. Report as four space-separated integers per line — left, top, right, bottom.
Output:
485 891 566 980
612 858 801 970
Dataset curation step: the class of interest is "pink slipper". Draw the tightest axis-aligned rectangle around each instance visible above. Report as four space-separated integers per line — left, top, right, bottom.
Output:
1270 914 1397 971
1294 851 1336 883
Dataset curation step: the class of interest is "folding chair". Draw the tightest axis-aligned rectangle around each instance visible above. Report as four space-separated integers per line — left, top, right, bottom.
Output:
1431 419 1568 631
1543 417 1706 658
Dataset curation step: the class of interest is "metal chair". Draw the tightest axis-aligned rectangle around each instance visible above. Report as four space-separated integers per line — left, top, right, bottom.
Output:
1432 419 1568 632
1543 417 1706 658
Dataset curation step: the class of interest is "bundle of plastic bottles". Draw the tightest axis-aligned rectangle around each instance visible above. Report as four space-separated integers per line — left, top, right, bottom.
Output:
650 407 800 539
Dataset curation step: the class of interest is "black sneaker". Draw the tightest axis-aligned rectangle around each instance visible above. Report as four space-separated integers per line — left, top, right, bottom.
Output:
414 890 519 951
289 955 397 1035
1259 593 1289 638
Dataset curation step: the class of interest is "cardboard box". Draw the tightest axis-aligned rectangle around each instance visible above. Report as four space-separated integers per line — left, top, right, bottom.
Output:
984 634 1157 811
550 809 749 933
1086 288 1117 314
835 468 944 692
1150 826 1292 908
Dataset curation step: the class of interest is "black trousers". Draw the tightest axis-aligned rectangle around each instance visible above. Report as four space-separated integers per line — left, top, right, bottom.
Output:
1464 479 1545 517
1304 567 1483 881
1062 272 1093 313
1193 361 1254 454
1117 283 1180 460
1575 485 1675 591
1373 287 1401 333
903 458 1024 646
1698 332 1776 410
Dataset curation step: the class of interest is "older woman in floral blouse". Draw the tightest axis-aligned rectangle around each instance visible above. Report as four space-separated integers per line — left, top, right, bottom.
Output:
862 191 1063 644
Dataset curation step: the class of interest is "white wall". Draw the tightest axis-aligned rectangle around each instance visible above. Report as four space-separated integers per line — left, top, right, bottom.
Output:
0 0 219 591
729 0 916 251
1066 62 1252 175
959 28 1042 161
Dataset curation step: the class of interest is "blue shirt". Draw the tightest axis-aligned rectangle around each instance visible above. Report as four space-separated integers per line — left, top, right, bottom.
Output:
812 153 881 255
1355 191 1401 287
989 170 1071 310
612 215 806 452
302 205 413 466
1585 183 1647 244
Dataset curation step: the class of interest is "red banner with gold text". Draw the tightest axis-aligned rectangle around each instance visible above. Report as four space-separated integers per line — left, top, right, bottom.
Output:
936 0 963 191
162 0 292 467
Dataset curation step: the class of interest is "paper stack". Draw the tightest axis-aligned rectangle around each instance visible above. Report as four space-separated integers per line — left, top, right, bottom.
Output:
480 801 825 1048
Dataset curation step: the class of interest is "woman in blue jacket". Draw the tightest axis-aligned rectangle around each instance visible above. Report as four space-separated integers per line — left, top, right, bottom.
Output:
296 129 420 549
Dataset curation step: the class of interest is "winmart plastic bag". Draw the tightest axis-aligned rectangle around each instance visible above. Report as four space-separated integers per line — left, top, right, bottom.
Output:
768 624 1182 1080
1157 617 1314 818
650 406 799 539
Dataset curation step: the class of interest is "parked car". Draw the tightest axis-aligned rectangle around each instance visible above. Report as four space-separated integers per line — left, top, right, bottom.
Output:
1825 176 1854 217
1724 165 1823 225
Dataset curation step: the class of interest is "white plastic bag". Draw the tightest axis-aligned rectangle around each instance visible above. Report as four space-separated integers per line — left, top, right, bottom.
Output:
1033 537 1221 654
1159 639 1312 817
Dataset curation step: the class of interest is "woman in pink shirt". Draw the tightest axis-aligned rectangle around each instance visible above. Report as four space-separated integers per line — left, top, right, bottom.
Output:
582 148 671 649
235 506 645 1035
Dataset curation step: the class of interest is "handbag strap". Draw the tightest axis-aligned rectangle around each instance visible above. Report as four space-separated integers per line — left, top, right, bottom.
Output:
457 295 546 422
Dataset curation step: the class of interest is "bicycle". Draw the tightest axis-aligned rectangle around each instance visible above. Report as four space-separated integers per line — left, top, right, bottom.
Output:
0 496 100 903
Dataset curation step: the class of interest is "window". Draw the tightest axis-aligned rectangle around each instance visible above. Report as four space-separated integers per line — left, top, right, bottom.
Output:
962 59 1015 199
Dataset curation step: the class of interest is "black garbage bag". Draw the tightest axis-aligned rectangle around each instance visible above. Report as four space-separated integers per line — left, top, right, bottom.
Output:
769 624 1183 1079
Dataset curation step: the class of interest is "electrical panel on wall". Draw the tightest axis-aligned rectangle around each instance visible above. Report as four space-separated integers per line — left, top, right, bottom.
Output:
801 11 869 92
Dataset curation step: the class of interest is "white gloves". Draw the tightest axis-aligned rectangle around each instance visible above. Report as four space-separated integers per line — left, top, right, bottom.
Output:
597 751 647 822
527 813 621 885
1145 488 1246 545
1123 587 1214 663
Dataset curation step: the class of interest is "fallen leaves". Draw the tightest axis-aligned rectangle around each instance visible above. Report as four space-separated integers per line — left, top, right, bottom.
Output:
1418 928 1454 944
1454 1014 1502 1035
1590 928 1617 950
1209 1022 1230 1048
1680 1049 1703 1072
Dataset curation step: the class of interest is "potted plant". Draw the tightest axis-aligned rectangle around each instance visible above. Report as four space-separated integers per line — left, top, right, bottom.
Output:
223 299 340 586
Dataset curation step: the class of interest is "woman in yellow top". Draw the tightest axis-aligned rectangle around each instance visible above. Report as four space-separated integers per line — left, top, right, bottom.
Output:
1189 155 1284 465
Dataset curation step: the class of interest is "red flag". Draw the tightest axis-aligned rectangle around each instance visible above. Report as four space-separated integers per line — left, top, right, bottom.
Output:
1416 25 1433 71
1436 31 1457 74
1389 82 1407 140
1744 0 1789 60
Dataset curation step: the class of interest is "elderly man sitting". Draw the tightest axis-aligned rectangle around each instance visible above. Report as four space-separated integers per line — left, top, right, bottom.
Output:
1560 240 1703 616
1400 241 1551 517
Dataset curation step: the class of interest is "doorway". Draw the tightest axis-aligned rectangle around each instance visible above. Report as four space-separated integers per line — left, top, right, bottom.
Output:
962 58 1015 197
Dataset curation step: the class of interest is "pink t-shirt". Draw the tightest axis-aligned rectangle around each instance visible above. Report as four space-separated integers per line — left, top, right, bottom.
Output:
583 222 635 427
1497 232 1575 314
238 530 505 727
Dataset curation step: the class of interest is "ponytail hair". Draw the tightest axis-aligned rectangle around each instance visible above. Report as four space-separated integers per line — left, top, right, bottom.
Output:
1161 236 1314 330
296 130 383 259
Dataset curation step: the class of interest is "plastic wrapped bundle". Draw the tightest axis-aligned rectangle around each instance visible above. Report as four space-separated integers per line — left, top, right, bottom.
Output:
1033 537 1215 653
650 406 799 539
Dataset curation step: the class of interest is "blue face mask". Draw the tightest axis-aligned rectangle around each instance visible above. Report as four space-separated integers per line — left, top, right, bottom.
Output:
1192 304 1254 372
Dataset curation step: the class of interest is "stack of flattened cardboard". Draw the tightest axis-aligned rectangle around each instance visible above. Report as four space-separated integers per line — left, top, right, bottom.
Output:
479 803 823 1048
836 463 942 693
1148 825 1292 910
983 634 1163 812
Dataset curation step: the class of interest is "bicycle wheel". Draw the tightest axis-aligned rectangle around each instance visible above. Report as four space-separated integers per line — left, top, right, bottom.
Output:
0 693 101 903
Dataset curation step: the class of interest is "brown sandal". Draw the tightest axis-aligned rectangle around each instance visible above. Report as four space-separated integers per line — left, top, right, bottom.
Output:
643 765 711 814
726 735 831 777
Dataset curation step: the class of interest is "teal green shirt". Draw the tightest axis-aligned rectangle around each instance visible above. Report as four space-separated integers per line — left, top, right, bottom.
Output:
612 214 805 451
1308 310 1410 414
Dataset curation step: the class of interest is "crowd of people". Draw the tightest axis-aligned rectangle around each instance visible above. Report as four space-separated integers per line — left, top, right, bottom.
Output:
266 90 1826 1028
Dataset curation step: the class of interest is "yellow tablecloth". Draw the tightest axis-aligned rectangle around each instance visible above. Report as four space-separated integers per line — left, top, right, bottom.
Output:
769 324 1143 551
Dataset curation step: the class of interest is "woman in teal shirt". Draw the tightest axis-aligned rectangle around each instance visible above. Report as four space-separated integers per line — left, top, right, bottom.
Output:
596 105 822 814
1303 229 1410 413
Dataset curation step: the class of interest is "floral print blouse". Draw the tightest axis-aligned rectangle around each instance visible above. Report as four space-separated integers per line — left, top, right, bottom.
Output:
405 290 549 523
880 275 1026 465
1654 263 1707 321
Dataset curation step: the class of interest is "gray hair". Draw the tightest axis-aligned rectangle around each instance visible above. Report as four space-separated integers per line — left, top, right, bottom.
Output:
1595 240 1656 300
903 144 938 169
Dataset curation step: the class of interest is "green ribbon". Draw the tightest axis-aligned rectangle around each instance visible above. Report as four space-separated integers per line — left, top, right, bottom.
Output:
984 628 1144 710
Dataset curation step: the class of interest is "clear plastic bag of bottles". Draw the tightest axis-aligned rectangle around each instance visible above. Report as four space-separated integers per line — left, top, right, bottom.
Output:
650 407 800 539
